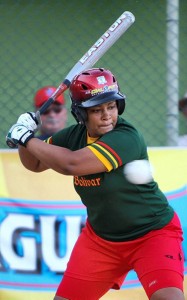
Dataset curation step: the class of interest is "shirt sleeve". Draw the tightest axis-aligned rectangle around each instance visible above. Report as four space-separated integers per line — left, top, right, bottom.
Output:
87 126 147 171
87 141 122 170
87 145 113 171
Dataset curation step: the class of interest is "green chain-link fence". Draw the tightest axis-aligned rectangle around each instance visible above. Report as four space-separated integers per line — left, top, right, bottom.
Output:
1 0 187 148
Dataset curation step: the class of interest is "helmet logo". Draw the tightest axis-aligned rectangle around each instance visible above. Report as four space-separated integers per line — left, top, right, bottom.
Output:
90 84 117 96
97 76 107 84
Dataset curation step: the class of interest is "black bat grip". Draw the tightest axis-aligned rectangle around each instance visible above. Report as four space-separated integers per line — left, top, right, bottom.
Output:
38 79 70 115
38 97 54 114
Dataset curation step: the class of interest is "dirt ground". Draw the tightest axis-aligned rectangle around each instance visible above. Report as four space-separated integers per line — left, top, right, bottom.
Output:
101 275 187 299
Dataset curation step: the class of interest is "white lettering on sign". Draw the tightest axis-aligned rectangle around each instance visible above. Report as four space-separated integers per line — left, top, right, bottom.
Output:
0 214 36 271
40 215 81 272
0 213 83 273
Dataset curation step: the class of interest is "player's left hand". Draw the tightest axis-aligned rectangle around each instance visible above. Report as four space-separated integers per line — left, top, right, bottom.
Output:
17 111 41 133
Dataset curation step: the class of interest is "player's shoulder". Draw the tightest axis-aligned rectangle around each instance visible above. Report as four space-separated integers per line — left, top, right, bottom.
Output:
116 117 139 134
48 123 86 146
115 117 147 146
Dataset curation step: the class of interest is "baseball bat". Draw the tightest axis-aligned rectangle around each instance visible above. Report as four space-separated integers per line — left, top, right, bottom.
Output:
6 11 135 148
39 11 135 114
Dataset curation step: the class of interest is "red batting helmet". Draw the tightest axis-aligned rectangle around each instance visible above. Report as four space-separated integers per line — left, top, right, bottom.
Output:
69 68 126 124
34 86 65 108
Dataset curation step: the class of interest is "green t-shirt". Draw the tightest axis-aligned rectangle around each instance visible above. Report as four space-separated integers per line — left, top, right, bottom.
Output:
49 117 174 241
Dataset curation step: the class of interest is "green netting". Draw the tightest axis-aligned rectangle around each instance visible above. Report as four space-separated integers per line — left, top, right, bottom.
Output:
0 0 187 147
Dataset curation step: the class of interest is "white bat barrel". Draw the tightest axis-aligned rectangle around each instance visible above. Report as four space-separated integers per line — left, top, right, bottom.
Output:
66 11 135 82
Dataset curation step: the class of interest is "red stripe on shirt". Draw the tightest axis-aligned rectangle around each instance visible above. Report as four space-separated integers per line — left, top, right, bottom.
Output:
96 141 123 166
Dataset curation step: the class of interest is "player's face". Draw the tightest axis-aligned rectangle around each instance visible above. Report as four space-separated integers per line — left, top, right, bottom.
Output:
40 104 67 135
86 101 118 137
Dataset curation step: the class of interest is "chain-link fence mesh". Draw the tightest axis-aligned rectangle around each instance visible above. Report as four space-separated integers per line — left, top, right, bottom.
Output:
0 0 187 148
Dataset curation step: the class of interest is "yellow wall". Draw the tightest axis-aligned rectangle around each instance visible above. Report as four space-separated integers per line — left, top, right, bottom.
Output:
148 147 187 192
1 148 187 200
0 150 80 201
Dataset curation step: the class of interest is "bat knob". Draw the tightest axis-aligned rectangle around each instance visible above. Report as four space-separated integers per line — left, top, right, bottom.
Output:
6 137 18 149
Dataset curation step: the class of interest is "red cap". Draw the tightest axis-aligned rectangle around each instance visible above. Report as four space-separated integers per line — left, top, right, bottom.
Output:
34 86 65 108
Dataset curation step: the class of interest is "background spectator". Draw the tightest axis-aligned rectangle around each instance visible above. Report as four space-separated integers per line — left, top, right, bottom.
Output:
178 92 187 146
34 86 67 140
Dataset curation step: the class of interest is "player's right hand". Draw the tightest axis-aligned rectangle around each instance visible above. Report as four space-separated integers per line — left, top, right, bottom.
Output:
6 124 34 148
17 111 41 133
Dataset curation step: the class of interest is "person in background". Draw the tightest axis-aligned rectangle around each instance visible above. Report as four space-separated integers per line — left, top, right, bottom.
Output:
178 91 187 146
34 86 67 140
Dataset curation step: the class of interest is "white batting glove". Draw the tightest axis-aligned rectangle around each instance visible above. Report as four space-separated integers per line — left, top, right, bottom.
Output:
6 124 34 148
17 111 41 133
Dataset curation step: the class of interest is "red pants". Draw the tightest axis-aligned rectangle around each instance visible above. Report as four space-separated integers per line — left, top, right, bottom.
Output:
56 212 184 300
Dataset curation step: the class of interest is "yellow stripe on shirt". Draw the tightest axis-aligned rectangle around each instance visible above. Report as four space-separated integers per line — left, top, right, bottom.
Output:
87 146 113 171
91 143 118 169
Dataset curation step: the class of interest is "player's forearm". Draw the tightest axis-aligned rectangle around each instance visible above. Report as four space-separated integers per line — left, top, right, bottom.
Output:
24 138 75 175
24 138 106 176
18 141 48 172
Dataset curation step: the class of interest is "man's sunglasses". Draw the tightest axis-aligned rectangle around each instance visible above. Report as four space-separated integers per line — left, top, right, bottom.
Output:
41 106 64 115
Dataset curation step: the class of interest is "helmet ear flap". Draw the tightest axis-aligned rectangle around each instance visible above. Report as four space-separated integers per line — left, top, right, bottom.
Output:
71 103 87 124
117 99 126 115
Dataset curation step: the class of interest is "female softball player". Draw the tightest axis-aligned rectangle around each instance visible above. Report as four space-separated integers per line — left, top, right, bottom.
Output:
6 68 185 300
